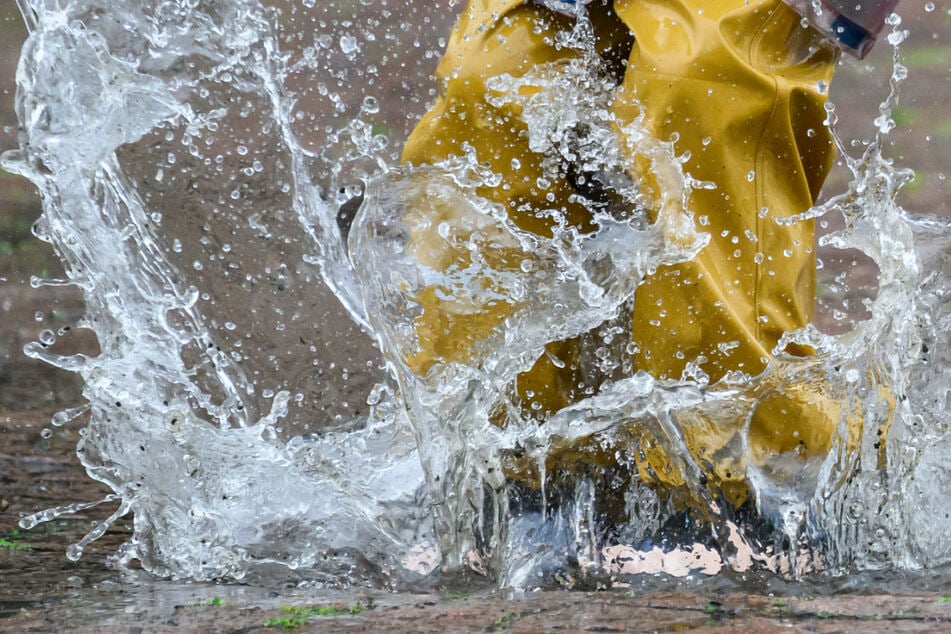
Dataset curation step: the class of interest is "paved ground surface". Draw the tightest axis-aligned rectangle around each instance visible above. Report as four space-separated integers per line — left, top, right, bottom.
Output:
1 1 949 632
6 583 951 632
1 409 950 632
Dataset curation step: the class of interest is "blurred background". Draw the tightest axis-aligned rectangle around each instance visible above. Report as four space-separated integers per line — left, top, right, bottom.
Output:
0 1 947 418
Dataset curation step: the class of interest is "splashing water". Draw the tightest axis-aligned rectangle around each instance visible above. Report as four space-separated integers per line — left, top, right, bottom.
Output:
4 0 950 587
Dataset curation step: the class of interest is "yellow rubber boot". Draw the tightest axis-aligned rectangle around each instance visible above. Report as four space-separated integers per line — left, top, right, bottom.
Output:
611 0 839 500
400 0 841 506
613 0 836 382
401 0 634 412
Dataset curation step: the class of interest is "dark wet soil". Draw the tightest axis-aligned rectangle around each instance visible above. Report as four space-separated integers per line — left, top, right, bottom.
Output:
1 2 950 632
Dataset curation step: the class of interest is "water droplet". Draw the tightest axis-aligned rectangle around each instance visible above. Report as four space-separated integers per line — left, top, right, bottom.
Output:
362 96 379 114
887 28 907 47
339 35 359 56
66 543 84 561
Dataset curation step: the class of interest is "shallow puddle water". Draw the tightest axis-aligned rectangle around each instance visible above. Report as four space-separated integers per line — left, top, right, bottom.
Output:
2 0 950 600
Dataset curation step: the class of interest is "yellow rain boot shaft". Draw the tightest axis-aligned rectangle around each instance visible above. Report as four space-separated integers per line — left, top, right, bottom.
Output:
400 0 839 504
614 0 837 386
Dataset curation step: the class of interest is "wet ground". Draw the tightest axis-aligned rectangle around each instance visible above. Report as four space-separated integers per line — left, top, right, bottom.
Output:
1 2 950 632
4 406 951 632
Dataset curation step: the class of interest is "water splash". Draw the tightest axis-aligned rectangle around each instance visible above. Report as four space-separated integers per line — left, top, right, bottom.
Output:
4 0 950 587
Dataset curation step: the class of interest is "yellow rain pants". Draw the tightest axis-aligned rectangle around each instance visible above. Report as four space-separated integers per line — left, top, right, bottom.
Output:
401 0 840 506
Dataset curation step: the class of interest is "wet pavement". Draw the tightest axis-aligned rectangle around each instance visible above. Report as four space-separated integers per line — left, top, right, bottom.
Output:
7 591 951 633
5 404 951 632
1 2 951 632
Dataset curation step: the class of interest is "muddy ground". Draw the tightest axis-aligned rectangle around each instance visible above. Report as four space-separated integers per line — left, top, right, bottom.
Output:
1 2 950 632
